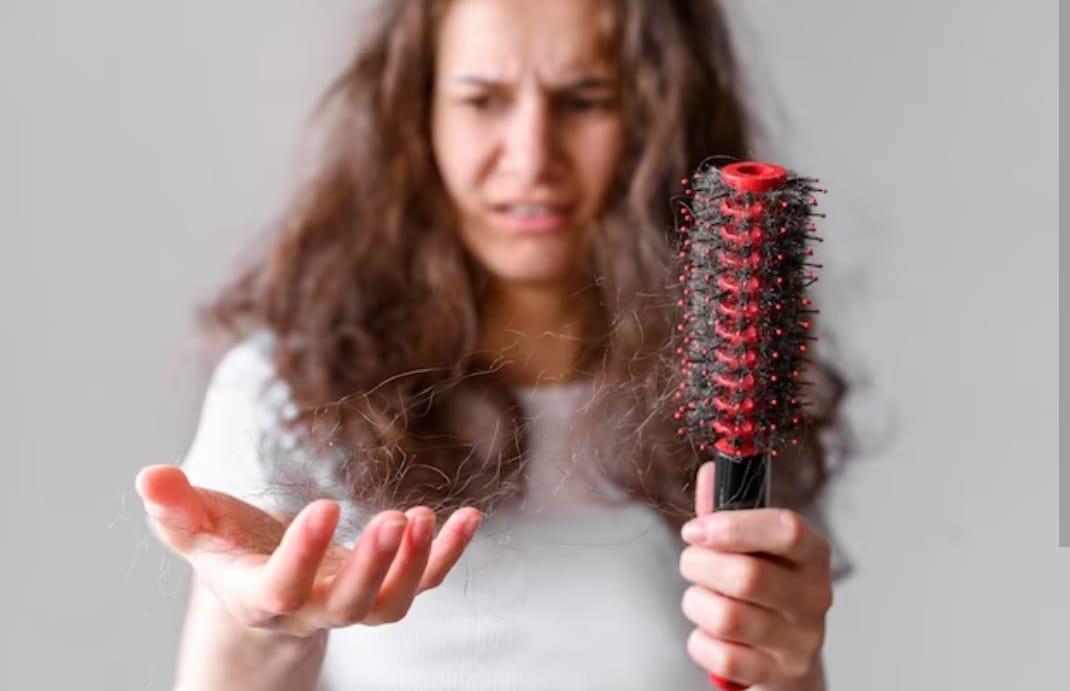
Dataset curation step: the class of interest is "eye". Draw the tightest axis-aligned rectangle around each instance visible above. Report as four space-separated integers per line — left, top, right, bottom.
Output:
559 93 616 113
460 93 504 111
566 97 599 110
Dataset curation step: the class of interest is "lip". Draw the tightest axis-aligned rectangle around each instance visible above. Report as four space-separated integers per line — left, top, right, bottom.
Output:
489 201 574 235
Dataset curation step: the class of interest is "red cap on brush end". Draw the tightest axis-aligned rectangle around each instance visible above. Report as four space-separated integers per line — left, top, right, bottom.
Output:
720 161 787 193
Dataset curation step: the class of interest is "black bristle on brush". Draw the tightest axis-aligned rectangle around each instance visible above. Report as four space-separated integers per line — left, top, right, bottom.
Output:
674 160 827 512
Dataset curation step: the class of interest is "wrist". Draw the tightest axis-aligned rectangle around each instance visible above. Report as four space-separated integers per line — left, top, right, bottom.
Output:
246 625 329 649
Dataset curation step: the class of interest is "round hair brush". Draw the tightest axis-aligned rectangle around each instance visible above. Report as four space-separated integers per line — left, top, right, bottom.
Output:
674 161 826 691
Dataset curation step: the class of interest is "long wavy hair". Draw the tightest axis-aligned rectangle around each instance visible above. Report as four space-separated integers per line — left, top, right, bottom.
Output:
202 0 851 527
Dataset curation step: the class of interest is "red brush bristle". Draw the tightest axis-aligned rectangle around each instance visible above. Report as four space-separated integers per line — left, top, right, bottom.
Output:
675 161 825 460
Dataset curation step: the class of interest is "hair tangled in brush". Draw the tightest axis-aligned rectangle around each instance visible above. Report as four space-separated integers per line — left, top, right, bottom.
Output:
676 161 828 461
198 0 852 526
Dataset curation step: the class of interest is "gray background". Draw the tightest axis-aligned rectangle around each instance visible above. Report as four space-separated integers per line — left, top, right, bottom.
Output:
1 1 1061 689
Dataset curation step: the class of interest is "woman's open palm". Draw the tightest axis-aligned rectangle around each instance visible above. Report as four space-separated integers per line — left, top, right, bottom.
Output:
136 465 482 637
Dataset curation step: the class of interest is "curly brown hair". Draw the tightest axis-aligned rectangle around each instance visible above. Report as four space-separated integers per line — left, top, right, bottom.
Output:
201 0 851 527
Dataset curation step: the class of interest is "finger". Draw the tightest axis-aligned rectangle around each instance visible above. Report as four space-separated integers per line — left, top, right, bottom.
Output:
136 465 211 543
680 547 806 615
255 500 340 615
695 461 715 517
418 508 482 592
681 585 799 653
681 508 826 566
687 628 774 688
322 511 408 625
370 507 436 623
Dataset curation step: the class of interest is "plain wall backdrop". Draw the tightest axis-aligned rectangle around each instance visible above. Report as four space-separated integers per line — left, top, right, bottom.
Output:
1 1 1061 689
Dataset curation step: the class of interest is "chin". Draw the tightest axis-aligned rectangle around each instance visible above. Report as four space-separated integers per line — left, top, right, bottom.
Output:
486 264 578 289
475 242 587 289
482 250 585 286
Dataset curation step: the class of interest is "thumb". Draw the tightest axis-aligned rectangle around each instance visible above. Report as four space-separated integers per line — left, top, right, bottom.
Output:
694 461 715 517
136 464 211 538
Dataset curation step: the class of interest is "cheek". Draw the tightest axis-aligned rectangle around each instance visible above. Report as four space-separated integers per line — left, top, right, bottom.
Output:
575 122 625 206
432 112 487 202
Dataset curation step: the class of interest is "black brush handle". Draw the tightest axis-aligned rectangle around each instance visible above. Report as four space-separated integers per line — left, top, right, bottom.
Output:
713 452 770 510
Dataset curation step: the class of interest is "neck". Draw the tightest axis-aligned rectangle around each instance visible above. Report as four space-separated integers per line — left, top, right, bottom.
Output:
478 281 591 387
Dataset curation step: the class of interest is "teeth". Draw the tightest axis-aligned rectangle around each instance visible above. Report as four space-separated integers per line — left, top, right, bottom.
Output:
506 204 554 217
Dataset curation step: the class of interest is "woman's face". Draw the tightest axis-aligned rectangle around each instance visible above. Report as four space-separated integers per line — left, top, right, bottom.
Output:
431 0 624 291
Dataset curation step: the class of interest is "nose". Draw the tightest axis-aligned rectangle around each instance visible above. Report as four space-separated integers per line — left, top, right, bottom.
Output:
500 95 558 183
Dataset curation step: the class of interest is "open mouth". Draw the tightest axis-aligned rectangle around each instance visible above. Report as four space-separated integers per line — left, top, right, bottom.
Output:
491 203 573 234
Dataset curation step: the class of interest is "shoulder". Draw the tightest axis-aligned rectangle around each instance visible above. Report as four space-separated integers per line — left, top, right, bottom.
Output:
180 330 298 512
184 330 361 525
200 329 298 425
207 329 280 396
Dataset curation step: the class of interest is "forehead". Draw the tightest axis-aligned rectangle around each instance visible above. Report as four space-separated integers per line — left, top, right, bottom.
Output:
435 0 615 80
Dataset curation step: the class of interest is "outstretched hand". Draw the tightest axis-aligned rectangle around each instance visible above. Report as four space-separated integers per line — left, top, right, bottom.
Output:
136 464 482 638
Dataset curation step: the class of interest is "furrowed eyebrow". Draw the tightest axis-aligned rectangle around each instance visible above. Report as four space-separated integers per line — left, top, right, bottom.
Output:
447 75 616 91
559 77 616 91
449 76 500 87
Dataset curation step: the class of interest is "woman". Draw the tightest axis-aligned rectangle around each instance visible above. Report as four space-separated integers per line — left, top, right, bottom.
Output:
137 0 850 689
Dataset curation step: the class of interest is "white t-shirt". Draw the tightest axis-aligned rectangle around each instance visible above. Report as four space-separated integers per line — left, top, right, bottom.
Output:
180 333 848 691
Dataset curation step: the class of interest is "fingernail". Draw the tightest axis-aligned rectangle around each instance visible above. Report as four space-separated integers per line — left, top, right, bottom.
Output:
462 514 482 540
378 519 406 551
681 520 707 544
409 512 434 546
306 503 336 540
